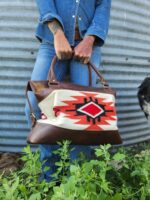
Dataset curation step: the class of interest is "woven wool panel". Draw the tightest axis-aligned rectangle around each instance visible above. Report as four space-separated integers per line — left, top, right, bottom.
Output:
38 89 118 131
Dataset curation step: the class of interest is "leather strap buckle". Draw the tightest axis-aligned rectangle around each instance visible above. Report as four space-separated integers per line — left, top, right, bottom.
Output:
30 112 37 128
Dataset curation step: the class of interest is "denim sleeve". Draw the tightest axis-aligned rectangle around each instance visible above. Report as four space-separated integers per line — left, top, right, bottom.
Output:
35 0 64 30
84 0 111 46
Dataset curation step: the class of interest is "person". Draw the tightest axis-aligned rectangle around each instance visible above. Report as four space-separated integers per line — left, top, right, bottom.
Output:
24 0 111 182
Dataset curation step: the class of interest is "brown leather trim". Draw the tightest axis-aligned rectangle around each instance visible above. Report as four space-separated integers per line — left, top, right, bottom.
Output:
29 80 115 94
28 80 116 102
27 122 122 145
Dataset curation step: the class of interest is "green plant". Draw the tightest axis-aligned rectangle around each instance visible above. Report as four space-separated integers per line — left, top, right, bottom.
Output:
0 146 54 200
0 142 149 200
51 144 125 200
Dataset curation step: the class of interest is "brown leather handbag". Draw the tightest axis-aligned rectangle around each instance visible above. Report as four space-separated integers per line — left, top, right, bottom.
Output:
25 56 122 145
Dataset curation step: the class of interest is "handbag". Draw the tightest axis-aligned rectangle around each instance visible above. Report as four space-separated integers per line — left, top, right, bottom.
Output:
25 56 122 145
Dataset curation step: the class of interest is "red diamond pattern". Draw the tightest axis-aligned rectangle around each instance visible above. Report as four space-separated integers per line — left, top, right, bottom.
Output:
78 102 104 118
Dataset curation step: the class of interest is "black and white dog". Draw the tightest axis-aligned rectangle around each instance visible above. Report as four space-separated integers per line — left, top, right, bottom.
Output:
137 77 150 123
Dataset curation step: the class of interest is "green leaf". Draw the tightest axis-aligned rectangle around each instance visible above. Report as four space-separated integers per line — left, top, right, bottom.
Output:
19 184 27 194
43 166 50 172
70 165 78 173
110 193 122 200
113 153 125 161
28 193 41 200
95 149 104 157
11 177 19 193
140 187 146 200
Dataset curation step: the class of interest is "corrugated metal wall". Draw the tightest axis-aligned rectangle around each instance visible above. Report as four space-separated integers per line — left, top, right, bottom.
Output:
0 0 150 152
0 0 39 152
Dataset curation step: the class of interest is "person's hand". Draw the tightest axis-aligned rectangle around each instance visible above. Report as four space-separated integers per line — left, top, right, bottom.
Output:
54 29 73 60
73 35 95 64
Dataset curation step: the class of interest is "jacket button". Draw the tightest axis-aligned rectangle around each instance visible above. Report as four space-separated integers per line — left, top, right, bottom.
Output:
72 15 75 18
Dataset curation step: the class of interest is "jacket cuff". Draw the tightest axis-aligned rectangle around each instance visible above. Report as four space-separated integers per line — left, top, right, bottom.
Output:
84 26 107 47
39 13 64 30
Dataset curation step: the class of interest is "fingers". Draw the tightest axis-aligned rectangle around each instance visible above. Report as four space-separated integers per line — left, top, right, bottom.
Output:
57 48 91 64
73 52 91 64
57 48 73 60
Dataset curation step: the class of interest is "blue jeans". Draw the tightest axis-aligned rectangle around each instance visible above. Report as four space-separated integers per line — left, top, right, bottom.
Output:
24 40 101 181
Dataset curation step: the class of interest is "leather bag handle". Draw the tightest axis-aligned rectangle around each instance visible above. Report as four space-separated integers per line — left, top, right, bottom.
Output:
47 56 93 86
48 55 109 88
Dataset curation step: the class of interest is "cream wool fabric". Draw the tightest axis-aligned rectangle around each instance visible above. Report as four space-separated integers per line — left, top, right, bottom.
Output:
37 89 118 131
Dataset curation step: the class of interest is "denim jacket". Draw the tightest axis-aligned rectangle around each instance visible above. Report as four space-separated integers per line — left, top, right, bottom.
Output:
35 0 111 47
